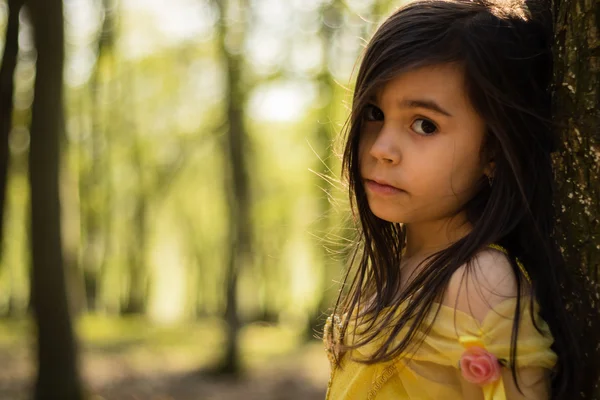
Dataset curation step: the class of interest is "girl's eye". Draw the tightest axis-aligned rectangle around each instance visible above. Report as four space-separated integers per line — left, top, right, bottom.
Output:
411 118 438 136
363 104 384 121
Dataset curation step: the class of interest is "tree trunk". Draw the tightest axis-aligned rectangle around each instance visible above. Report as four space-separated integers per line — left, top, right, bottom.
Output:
118 58 152 316
79 0 116 313
551 0 600 281
122 190 149 315
551 0 600 396
213 0 252 376
0 0 24 267
26 0 84 398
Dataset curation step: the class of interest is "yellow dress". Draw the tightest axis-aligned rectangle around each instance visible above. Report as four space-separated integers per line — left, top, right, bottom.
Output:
323 246 557 399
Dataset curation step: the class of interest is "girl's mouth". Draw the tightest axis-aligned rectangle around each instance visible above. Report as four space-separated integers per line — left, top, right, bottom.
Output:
365 179 406 195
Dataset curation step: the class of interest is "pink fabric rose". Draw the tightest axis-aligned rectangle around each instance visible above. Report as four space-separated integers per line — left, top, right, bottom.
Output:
459 346 502 385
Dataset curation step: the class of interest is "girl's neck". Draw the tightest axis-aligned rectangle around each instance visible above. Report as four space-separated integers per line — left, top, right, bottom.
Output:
403 214 473 259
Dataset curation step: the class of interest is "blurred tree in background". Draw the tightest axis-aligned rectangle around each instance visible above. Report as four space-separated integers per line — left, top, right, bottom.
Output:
0 0 21 264
27 0 84 398
0 0 596 398
212 0 252 376
80 0 115 315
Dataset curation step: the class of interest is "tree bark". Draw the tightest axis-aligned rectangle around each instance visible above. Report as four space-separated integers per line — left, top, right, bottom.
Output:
551 0 600 280
27 0 84 397
551 0 600 396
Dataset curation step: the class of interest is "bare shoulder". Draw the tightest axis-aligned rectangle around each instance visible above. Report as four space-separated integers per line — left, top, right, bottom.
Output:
441 247 529 324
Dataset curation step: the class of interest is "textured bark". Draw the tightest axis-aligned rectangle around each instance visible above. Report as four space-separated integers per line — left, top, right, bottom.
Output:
551 0 600 279
27 0 84 398
551 0 600 396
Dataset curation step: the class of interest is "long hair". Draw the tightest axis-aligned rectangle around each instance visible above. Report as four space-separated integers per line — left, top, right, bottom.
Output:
328 0 600 398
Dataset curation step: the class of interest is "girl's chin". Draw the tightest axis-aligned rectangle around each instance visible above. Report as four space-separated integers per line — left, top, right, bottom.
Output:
368 206 407 224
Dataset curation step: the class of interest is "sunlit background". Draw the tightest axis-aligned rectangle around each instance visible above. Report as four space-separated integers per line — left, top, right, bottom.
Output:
0 0 403 398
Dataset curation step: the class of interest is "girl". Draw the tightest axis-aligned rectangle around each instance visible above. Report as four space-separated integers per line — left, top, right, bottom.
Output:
322 0 599 399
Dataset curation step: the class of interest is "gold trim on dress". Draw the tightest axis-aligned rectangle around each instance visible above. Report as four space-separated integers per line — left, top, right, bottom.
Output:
487 243 531 285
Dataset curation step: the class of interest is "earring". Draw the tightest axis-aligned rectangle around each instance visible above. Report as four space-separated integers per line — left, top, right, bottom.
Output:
487 175 494 187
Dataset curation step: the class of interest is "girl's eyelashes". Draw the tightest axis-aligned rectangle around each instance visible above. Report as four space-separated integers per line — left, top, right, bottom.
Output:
362 103 439 136
411 118 438 136
363 104 385 121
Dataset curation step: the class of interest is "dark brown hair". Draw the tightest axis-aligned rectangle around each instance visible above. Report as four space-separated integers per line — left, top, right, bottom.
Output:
328 0 599 398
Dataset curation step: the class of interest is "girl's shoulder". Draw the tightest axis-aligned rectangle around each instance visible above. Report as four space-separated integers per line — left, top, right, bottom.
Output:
441 244 532 325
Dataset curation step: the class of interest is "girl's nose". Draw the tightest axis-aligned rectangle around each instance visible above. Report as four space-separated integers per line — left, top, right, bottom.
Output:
369 127 401 164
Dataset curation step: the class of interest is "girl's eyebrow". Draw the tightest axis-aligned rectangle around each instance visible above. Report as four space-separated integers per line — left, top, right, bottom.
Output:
398 98 453 117
368 94 453 117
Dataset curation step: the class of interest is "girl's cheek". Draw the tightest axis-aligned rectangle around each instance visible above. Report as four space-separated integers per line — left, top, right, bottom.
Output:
358 130 374 160
357 136 367 161
359 125 382 152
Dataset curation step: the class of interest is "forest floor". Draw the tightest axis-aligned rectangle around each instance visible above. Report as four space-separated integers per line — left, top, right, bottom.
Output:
0 316 330 400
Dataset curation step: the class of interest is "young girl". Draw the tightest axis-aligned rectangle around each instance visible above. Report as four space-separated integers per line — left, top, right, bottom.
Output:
322 0 599 399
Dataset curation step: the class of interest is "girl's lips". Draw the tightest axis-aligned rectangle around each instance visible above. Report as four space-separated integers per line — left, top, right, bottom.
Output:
365 179 405 195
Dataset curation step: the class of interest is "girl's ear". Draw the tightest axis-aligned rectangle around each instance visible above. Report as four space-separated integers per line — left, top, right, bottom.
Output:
484 160 495 180
480 134 496 179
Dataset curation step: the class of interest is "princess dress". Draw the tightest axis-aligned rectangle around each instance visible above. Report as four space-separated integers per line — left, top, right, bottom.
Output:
323 245 556 400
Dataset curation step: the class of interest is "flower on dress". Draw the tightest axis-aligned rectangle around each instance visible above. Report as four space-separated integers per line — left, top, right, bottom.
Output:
459 345 502 385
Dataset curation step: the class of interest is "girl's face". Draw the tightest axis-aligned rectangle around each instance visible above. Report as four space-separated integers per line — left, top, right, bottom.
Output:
359 63 492 225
